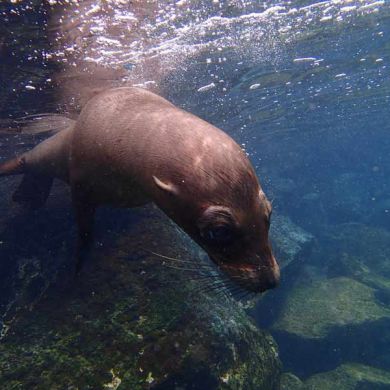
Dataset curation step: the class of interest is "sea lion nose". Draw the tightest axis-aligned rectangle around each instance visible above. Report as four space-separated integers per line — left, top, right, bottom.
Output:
263 257 280 290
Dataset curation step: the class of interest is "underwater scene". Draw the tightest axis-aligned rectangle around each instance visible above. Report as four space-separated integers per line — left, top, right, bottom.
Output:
0 0 390 389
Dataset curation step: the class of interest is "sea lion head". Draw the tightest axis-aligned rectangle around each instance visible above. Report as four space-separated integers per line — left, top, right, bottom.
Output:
195 192 279 293
152 159 280 293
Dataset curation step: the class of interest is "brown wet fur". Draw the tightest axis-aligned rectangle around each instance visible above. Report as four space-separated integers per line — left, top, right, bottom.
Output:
0 87 280 292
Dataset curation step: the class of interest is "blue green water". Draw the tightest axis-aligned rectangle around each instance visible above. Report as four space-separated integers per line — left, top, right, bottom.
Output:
1 0 390 388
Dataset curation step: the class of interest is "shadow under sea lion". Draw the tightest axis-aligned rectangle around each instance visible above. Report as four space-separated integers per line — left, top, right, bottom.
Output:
0 87 279 293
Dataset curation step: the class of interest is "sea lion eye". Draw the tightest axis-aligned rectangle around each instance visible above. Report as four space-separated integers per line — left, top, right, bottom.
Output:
202 225 234 244
198 206 238 245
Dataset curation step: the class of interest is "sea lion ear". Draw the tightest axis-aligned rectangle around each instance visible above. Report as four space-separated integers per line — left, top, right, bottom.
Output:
153 176 179 196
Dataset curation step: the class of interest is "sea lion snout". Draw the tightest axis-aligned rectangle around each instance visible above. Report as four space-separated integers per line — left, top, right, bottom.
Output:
215 253 280 293
260 252 280 288
259 256 280 291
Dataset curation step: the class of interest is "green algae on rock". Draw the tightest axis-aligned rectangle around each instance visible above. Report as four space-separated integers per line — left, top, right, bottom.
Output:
272 277 390 339
281 372 304 390
0 207 281 390
303 363 390 390
260 268 390 377
280 363 390 390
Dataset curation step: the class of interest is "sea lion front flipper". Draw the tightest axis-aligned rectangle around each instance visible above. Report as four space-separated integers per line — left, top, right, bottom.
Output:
72 192 96 275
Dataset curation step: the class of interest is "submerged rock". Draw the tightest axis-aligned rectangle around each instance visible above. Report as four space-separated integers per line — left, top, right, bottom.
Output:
0 206 281 390
270 215 313 269
272 277 390 339
280 372 304 390
280 364 390 390
304 363 390 390
324 223 390 292
255 221 390 376
250 215 314 340
268 276 390 376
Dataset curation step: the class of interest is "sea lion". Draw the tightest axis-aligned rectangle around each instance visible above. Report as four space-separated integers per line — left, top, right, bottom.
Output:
0 87 279 293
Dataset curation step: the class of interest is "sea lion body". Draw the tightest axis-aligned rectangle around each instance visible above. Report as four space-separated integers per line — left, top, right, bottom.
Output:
0 87 280 292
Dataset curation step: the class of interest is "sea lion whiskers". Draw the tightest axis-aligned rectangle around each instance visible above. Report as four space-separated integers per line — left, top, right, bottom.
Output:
118 252 215 274
190 269 260 302
148 250 215 268
190 280 229 297
223 279 257 301
193 278 253 301
160 275 228 296
191 272 239 293
168 270 225 289
158 263 215 273
148 250 216 273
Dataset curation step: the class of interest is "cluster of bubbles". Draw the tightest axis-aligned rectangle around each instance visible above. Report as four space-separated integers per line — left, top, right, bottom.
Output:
2 0 389 132
48 0 386 76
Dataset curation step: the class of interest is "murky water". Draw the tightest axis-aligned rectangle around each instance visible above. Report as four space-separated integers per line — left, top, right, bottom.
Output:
1 0 390 388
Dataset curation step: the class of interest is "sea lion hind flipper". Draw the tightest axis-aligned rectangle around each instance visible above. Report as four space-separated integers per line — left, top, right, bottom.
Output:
12 173 54 209
0 156 25 177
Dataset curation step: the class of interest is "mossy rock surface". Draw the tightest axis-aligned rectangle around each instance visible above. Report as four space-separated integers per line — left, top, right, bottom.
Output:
255 222 390 377
0 206 281 390
281 372 304 390
303 363 390 390
272 277 390 339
